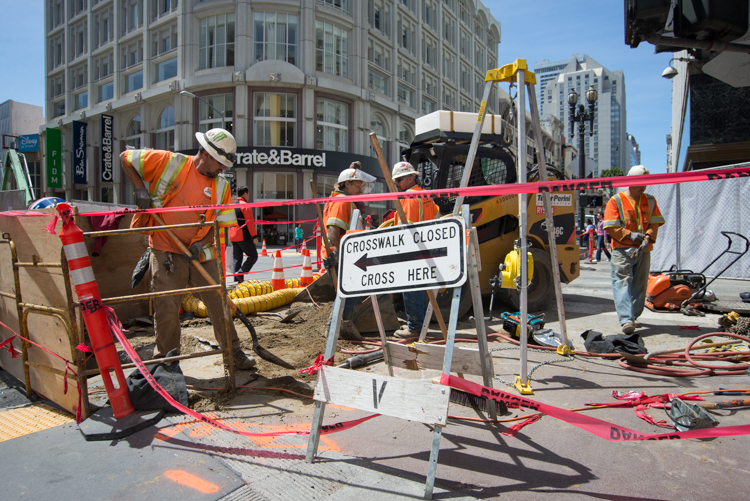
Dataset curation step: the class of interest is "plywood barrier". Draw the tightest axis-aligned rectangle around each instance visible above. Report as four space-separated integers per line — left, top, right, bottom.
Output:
0 203 149 419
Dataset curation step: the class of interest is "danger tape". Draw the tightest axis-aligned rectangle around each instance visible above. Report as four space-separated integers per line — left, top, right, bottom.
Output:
48 163 750 219
440 374 750 441
103 306 379 437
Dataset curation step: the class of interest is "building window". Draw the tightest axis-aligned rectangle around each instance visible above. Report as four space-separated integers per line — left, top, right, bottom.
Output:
125 115 141 149
443 86 456 109
315 174 338 198
70 22 87 59
199 13 235 70
474 43 485 73
97 81 114 103
317 0 348 14
460 62 471 94
443 50 456 83
52 100 65 118
316 20 349 78
460 29 471 59
254 93 296 147
423 71 438 99
397 57 416 86
255 172 296 200
50 74 65 99
123 69 143 93
397 84 414 108
151 22 177 57
94 8 113 48
155 57 177 83
443 13 455 46
51 0 64 28
94 52 114 80
422 96 436 114
424 0 437 30
156 106 175 151
200 93 233 134
369 115 386 157
316 98 348 152
74 91 88 111
369 0 391 38
121 0 141 33
367 38 391 71
368 69 389 96
151 0 176 21
423 35 438 68
72 0 87 17
398 124 413 148
254 12 298 66
120 39 143 70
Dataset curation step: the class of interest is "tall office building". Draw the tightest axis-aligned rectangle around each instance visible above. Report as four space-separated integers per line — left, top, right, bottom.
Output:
534 54 584 118
628 133 640 169
43 0 500 228
535 54 627 177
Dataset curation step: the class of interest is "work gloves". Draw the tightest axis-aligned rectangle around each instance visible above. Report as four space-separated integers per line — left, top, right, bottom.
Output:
628 232 646 244
323 250 339 272
187 243 202 261
135 188 151 210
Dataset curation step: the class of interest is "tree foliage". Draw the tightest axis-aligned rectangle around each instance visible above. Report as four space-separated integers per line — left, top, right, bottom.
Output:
600 168 625 177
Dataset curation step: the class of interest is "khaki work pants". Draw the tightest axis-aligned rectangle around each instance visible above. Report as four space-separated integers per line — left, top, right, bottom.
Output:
149 248 240 359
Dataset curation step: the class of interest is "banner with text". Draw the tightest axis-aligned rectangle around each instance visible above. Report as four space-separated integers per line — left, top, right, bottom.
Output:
72 121 87 185
100 114 114 183
45 128 62 189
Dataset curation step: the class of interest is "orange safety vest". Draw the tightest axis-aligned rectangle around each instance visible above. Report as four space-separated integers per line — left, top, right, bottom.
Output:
400 185 438 223
603 191 665 251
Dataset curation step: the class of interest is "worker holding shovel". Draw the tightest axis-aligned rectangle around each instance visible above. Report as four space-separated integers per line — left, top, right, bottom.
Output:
120 128 257 370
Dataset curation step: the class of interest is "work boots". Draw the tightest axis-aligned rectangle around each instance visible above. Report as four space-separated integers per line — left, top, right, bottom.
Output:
233 350 257 370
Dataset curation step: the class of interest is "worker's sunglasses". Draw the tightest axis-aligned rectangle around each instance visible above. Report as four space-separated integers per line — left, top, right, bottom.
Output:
205 137 237 164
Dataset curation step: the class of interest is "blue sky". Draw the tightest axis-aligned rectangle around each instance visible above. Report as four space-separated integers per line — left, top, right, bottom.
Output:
2 1 675 173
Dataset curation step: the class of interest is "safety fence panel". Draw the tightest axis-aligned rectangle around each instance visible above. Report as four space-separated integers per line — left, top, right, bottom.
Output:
648 176 750 280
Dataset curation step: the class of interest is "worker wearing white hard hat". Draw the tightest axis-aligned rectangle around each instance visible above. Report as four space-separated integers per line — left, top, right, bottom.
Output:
323 161 376 259
603 164 665 335
391 161 439 338
119 127 256 370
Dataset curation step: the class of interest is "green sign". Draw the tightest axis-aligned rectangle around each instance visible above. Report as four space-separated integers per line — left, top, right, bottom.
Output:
46 128 62 189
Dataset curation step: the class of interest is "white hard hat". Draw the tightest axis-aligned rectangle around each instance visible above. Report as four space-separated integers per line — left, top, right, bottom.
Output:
337 168 377 193
628 165 650 176
195 128 237 167
392 161 419 180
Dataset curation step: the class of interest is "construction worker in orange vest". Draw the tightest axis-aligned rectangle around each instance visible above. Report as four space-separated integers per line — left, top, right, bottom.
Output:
603 165 665 335
391 161 439 338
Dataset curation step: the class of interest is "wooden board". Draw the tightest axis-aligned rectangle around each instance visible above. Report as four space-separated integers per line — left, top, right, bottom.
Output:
700 301 750 315
313 366 450 426
0 204 150 419
386 341 485 376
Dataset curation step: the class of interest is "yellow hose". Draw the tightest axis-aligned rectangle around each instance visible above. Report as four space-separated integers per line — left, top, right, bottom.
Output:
182 287 304 317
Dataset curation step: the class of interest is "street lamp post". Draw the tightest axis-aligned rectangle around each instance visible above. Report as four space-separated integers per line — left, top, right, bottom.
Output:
568 85 597 232
180 90 227 130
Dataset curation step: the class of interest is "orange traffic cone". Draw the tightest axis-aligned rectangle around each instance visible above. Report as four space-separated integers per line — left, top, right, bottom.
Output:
260 239 268 257
270 250 286 290
302 239 308 253
299 249 314 287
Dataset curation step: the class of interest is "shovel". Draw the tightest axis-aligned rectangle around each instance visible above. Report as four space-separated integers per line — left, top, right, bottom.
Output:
151 213 294 369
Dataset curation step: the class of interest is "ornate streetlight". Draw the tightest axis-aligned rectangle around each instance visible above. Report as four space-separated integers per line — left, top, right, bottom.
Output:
568 84 597 232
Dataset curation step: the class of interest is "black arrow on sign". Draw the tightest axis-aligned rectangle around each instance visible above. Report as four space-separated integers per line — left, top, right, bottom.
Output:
354 248 448 272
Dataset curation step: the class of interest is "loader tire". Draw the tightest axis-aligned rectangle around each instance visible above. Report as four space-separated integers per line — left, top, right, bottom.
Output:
497 248 554 312
436 282 473 321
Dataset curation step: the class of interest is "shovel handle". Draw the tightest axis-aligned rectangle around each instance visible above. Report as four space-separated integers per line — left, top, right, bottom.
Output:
310 180 338 287
149 213 260 350
369 133 448 339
